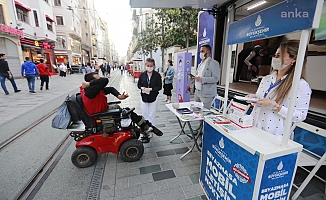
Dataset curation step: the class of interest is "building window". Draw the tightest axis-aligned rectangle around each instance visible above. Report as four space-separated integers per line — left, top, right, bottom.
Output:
56 16 64 25
33 10 39 27
46 19 53 31
16 6 29 23
0 4 5 24
54 0 61 6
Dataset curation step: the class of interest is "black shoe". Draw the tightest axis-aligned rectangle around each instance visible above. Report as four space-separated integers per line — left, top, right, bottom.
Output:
151 126 163 136
40 86 43 90
141 124 153 133
5 92 9 95
140 134 150 143
30 91 36 94
15 90 21 93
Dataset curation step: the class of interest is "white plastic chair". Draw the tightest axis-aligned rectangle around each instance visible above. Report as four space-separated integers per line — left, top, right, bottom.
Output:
291 122 326 200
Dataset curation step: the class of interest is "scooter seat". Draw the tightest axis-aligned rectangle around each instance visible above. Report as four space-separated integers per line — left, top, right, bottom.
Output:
90 108 122 117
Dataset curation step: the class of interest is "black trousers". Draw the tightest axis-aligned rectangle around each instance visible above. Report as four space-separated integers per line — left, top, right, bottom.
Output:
40 75 49 89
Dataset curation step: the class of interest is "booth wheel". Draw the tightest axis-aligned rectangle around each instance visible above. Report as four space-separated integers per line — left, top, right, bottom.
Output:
71 146 98 168
120 139 144 162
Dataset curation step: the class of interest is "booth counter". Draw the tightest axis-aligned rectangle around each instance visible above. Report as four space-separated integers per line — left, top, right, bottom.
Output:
200 119 302 200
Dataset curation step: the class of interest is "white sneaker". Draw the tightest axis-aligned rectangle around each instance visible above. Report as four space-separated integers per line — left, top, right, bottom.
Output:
162 99 168 102
166 100 171 104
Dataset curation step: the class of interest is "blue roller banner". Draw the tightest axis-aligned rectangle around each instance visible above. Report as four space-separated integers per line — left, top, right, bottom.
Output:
227 0 319 45
196 12 215 68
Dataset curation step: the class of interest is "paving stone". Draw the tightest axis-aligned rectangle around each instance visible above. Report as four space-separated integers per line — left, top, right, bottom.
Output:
188 173 200 184
165 175 193 189
128 173 153 187
182 184 205 198
152 170 176 182
156 149 175 157
141 180 169 195
181 157 201 167
114 186 142 199
155 187 186 200
174 165 201 176
160 160 183 171
139 164 161 175
174 147 190 154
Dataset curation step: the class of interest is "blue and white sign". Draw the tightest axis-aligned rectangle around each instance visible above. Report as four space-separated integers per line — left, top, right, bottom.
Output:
196 12 215 67
227 0 322 45
258 153 298 200
200 122 259 200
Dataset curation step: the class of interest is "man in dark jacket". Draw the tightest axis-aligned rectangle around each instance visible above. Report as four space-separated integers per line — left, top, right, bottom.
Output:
0 53 21 95
21 57 39 93
81 72 163 142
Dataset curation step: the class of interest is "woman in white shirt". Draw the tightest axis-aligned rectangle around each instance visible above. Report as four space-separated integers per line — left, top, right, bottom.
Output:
249 40 311 136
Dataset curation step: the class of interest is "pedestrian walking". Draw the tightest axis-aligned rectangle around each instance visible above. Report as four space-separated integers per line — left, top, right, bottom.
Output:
120 65 124 75
86 63 92 73
0 53 21 95
59 63 67 77
137 58 162 126
21 57 39 94
81 63 86 75
36 59 51 90
66 62 71 75
163 60 175 103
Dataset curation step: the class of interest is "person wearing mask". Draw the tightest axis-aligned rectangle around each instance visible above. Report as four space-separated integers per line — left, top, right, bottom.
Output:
248 40 311 136
234 46 270 82
137 58 162 126
21 57 39 94
0 53 21 95
190 44 220 109
163 60 175 103
36 59 51 90
81 72 163 142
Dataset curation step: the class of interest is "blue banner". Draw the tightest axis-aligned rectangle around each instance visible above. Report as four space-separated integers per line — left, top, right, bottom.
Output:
258 153 298 200
196 12 215 68
227 0 319 45
200 122 259 200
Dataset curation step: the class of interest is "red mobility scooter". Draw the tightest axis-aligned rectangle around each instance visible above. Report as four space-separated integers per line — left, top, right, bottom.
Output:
66 93 147 168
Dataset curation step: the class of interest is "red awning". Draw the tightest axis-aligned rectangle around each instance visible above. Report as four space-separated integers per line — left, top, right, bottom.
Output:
14 0 31 11
45 14 56 23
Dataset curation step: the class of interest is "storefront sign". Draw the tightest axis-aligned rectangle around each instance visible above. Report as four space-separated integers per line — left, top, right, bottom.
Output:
227 0 322 45
20 38 55 49
200 123 259 200
0 24 24 37
196 11 215 67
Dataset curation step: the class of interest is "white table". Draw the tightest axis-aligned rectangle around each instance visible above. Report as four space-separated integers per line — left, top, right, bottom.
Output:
166 102 209 159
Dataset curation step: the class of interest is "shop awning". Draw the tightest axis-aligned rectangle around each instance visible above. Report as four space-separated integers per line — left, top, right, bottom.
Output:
14 0 31 11
45 14 56 23
129 0 230 8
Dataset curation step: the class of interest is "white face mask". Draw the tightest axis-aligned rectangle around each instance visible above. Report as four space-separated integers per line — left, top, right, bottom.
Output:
271 57 289 71
146 67 154 72
200 53 205 60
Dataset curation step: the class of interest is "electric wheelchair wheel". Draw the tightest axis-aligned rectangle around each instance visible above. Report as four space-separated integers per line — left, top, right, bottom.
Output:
71 146 98 168
120 139 144 162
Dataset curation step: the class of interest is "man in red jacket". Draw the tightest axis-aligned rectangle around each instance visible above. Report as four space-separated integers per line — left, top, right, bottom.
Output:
81 72 163 142
36 59 51 90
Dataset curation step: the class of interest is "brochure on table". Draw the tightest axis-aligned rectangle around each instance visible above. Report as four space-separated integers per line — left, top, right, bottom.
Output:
199 0 323 199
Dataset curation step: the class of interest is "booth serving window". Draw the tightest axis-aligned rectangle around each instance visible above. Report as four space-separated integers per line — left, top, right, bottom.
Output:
16 6 29 23
0 4 4 24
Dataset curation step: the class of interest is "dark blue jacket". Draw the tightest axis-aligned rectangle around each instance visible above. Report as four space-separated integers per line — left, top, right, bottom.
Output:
21 61 39 76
